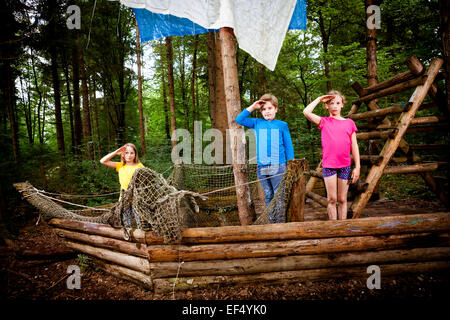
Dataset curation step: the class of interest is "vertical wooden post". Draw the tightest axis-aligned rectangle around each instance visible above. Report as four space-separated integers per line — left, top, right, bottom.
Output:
219 27 255 225
351 58 444 218
288 160 307 222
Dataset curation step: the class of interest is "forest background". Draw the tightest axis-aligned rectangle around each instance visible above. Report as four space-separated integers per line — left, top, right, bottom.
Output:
0 0 448 236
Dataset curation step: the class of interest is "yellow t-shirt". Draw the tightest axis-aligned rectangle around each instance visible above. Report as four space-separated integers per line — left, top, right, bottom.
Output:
116 162 145 191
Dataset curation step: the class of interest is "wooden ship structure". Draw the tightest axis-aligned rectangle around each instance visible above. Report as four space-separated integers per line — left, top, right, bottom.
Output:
13 0 450 293
14 55 450 292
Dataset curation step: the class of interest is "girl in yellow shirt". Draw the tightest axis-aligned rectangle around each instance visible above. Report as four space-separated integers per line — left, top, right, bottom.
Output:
100 143 145 228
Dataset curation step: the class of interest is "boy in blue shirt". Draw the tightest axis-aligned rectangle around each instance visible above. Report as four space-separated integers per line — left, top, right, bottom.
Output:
235 94 294 220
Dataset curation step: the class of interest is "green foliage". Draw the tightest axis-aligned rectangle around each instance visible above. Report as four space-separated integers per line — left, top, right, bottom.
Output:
0 0 446 216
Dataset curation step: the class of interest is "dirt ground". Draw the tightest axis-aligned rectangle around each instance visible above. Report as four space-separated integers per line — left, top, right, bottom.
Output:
1 197 449 307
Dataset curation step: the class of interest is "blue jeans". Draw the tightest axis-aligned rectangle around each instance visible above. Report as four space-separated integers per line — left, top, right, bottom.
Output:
257 162 287 207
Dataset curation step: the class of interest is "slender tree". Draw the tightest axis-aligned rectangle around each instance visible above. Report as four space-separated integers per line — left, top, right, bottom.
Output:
136 21 146 156
165 37 177 148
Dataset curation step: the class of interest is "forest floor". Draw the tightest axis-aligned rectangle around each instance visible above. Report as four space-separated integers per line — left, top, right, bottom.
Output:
1 197 449 307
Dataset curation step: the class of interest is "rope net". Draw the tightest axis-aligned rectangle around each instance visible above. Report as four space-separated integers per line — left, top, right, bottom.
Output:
20 160 306 244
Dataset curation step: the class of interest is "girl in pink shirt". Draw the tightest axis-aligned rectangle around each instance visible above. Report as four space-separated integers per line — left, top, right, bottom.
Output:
303 90 360 220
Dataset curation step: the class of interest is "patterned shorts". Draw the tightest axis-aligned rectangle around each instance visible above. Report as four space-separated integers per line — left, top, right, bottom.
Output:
322 166 352 180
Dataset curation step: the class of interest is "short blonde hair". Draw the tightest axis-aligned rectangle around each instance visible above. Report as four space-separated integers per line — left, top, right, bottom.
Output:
326 90 346 105
259 93 279 109
121 143 140 165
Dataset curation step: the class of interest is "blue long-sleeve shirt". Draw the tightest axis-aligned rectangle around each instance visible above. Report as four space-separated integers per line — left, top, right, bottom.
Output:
235 109 295 166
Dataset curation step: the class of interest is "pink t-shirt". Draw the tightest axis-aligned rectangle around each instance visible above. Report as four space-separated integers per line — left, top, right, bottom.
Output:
318 117 357 168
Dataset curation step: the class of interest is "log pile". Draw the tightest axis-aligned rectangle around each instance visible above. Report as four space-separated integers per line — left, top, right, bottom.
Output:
48 212 450 293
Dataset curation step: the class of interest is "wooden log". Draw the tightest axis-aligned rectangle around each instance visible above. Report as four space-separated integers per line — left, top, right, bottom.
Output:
351 181 369 193
346 104 360 117
16 248 77 261
420 172 449 207
64 240 150 274
406 123 449 133
383 162 448 175
92 258 153 290
305 191 328 207
48 218 146 244
352 76 424 104
306 160 322 192
356 103 439 130
407 55 447 113
361 155 423 165
360 155 384 165
145 212 450 244
150 246 450 278
405 55 424 75
306 170 324 178
147 232 450 263
152 260 450 293
351 58 444 218
306 171 368 193
351 82 365 96
410 116 448 125
356 130 396 140
54 228 148 258
349 105 405 121
287 161 306 222
409 144 450 151
358 71 417 97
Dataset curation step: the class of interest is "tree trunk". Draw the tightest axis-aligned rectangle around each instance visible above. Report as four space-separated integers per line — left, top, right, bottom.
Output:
318 9 331 92
5 60 19 162
72 40 82 155
80 52 93 159
160 41 171 144
165 37 177 148
50 46 65 155
179 39 189 129
206 32 217 128
90 79 102 156
190 35 199 134
136 21 146 156
219 27 255 225
62 61 75 154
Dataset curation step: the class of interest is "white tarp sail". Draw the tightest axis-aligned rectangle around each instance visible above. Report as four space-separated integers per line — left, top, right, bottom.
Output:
120 0 301 71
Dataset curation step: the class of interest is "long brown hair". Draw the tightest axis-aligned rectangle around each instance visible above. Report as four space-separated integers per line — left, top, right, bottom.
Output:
121 143 140 165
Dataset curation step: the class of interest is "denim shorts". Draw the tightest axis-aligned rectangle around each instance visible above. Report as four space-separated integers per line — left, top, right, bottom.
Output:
322 166 351 180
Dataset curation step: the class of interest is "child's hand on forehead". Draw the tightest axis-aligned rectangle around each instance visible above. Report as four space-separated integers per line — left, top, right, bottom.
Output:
117 145 127 155
319 95 336 104
251 100 266 110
